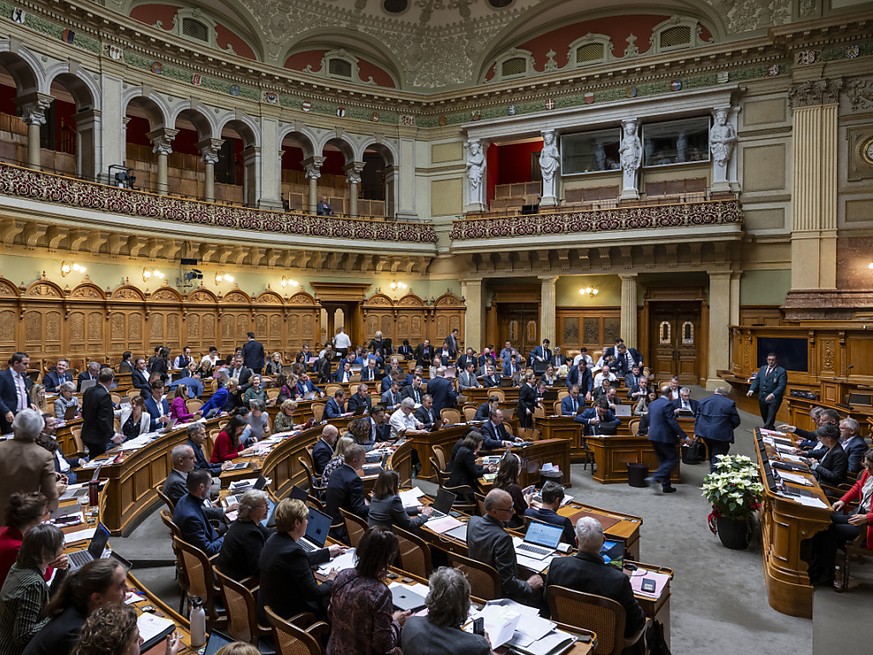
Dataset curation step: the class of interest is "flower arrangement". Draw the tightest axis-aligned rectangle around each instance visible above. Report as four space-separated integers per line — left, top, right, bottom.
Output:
701 454 764 527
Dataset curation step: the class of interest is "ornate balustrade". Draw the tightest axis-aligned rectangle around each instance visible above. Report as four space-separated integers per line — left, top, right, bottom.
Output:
0 162 437 244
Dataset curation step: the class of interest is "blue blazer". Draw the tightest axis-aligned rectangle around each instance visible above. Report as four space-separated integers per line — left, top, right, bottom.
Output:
312 438 334 476
565 365 592 393
694 394 740 443
560 395 584 416
480 421 510 450
324 398 345 419
647 396 687 444
749 365 787 400
0 368 32 433
574 408 620 431
42 370 72 393
173 493 224 556
143 396 170 431
425 376 457 416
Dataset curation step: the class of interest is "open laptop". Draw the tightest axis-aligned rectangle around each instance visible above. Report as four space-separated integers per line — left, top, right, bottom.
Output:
223 475 268 507
63 405 79 421
362 450 390 476
68 522 111 571
298 507 332 553
203 629 234 655
391 586 428 612
514 520 564 560
613 404 632 417
426 488 457 520
160 417 178 432
79 379 97 392
541 389 559 402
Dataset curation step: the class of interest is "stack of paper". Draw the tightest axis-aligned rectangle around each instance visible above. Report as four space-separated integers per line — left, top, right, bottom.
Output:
399 487 425 509
629 568 670 598
317 548 357 575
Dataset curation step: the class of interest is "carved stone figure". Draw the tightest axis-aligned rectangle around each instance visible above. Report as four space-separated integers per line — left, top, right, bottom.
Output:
619 118 641 198
539 130 560 206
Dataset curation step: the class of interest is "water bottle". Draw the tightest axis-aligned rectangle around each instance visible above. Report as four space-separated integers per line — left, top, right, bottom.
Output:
189 596 206 648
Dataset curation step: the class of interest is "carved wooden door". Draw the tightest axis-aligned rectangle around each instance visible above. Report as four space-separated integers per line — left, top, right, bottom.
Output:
648 302 700 384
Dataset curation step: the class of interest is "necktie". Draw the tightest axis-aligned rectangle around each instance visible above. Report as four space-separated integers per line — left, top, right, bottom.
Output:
15 373 26 411
572 399 577 413
414 390 420 403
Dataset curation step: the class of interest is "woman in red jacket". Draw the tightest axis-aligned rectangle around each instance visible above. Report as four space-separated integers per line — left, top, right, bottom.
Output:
210 415 251 463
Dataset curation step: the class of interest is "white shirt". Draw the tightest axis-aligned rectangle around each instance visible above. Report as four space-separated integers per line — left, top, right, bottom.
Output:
55 449 70 473
334 331 351 349
593 372 617 387
389 408 420 440
573 354 594 369
14 371 27 412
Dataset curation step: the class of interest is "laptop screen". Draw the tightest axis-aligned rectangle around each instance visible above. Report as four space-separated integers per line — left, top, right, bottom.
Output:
432 488 456 514
524 521 564 550
88 523 111 559
203 630 234 655
305 507 332 547
289 485 308 501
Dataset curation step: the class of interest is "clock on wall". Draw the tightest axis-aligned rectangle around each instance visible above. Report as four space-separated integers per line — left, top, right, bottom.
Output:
863 136 873 166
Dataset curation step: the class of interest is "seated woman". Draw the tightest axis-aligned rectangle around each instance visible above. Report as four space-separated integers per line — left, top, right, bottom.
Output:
169 384 198 423
210 415 255 463
492 454 530 529
246 400 271 442
216 490 272 583
243 375 267 407
636 390 660 435
540 365 557 387
272 399 298 434
53 382 79 420
0 524 67 654
265 352 284 376
368 470 432 531
523 481 576 546
803 424 848 486
447 432 488 492
23 559 128 655
322 436 357 485
0 493 49 583
401 567 491 655
29 384 47 414
257 499 344 624
327 526 409 655
71 604 179 655
115 396 151 444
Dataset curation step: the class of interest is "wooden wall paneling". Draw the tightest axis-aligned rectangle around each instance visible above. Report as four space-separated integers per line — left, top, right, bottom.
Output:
433 292 465 347
108 285 147 361
395 293 426 345
184 286 220 356
846 333 873 381
556 308 621 352
21 279 65 367
253 289 286 355
0 278 19 356
285 291 321 352
218 289 253 355
68 282 108 362
362 293 396 344
739 307 783 326
147 286 185 355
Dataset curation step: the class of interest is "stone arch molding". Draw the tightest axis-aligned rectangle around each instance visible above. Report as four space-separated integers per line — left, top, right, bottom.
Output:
0 39 47 93
277 124 320 159
168 100 222 140
43 62 102 110
215 110 262 148
121 86 174 128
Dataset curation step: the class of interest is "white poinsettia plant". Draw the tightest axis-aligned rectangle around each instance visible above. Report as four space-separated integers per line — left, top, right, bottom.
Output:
701 454 764 519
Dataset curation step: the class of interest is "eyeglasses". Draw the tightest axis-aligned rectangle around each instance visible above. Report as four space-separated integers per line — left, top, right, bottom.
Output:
494 505 514 514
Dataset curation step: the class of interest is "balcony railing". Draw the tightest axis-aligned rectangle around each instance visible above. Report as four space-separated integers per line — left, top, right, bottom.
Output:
0 162 438 244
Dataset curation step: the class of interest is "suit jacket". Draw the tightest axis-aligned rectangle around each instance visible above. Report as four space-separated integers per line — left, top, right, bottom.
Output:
467 514 530 601
347 393 372 415
400 384 424 404
117 406 152 438
530 345 552 364
481 420 510 450
143 396 170 431
547 551 646 637
565 365 593 393
414 344 433 367
81 384 115 456
42 370 72 394
414 404 438 429
843 435 869 475
173 492 224 556
187 439 222 475
332 368 353 383
312 438 334 476
228 366 253 388
502 361 520 377
324 398 346 419
458 371 480 390
425 376 456 416
560 395 584 416
400 616 491 655
0 368 33 434
517 383 538 415
359 367 379 383
242 339 266 371
162 469 188 507
814 443 848 485
671 397 700 416
647 396 687 444
749 364 788 400
215 519 272 583
257 532 331 623
482 374 501 388
0 439 59 513
694 394 740 443
130 369 150 391
76 370 97 392
380 390 402 409
574 408 621 434
314 358 332 383
20 604 86 655
325 464 369 529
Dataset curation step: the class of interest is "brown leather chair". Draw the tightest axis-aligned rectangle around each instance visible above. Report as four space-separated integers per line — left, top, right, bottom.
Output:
174 536 224 626
395 526 433 579
340 507 369 548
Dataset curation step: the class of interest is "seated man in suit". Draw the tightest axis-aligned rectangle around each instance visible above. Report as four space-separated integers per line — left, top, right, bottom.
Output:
628 375 651 402
591 377 615 404
163 444 227 523
560 386 585 416
332 361 354 384
381 380 403 411
401 374 426 405
143 380 172 430
380 366 399 393
414 394 442 429
839 418 869 475
481 409 515 450
574 399 621 435
325 444 369 542
186 422 229 475
550 346 566 369
172 468 225 555
131 357 150 392
565 362 593 401
42 358 73 393
312 424 339 476
458 362 481 390
502 353 521 379
359 358 379 383
624 364 643 393
324 389 347 419
671 387 699 416
366 406 391 447
456 348 477 373
547 517 646 643
76 361 101 392
524 481 575 546
474 395 501 422
316 195 333 215
347 384 373 415
481 365 501 388
467 489 543 607
296 372 324 398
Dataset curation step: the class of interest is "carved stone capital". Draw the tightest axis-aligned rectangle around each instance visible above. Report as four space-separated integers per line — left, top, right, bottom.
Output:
788 78 843 109
345 161 366 185
303 156 325 180
197 138 225 164
15 93 54 126
148 127 179 156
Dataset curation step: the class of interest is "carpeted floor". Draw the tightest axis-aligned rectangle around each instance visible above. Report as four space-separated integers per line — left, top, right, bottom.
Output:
117 387 872 654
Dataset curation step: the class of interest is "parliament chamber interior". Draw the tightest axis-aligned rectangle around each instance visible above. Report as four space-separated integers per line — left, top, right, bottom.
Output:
0 0 872 654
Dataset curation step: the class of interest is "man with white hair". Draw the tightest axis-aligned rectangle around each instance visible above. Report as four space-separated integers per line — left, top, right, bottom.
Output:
694 386 741 472
0 408 59 513
389 397 426 440
547 517 646 641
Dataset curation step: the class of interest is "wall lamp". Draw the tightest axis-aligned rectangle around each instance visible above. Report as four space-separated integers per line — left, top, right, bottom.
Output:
215 273 235 284
390 281 408 292
281 276 299 288
60 261 86 277
143 268 165 282
579 286 599 298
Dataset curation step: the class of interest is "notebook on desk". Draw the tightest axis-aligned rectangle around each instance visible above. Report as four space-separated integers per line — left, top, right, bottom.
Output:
64 406 79 421
391 585 428 612
613 404 632 417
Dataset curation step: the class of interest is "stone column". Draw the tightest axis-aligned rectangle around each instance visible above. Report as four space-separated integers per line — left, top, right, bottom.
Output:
303 156 325 214
539 129 560 208
707 271 734 389
464 138 487 212
383 164 396 218
15 93 54 170
539 276 558 345
619 274 638 348
396 137 418 220
345 161 366 216
72 108 102 180
257 116 284 209
147 127 178 196
100 75 125 183
619 118 641 201
461 279 484 350
242 145 261 207
788 78 842 290
729 272 741 327
197 138 224 202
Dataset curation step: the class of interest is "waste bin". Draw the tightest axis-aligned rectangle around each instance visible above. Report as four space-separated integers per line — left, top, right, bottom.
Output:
627 462 649 488
538 468 563 489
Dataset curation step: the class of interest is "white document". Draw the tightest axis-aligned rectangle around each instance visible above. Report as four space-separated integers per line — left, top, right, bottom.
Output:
514 551 555 573
425 516 464 534
63 527 96 545
778 471 814 486
399 487 426 509
780 454 807 464
317 548 357 575
137 612 176 645
472 605 522 648
795 495 829 509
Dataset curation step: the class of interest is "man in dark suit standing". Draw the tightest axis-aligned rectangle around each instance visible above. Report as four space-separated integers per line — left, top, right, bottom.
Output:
747 352 788 429
173 469 224 556
0 351 33 435
426 367 457 416
647 386 689 493
325 445 369 542
414 339 433 368
695 387 741 472
547 517 646 643
242 332 265 374
516 373 538 429
529 339 552 370
445 328 460 359
565 363 592 400
81 368 119 457
42 358 73 393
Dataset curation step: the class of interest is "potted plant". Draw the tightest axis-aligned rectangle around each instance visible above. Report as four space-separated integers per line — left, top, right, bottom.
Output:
701 454 764 549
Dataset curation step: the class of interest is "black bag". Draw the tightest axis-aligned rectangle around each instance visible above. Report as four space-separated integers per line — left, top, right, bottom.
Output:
646 620 672 655
681 440 706 464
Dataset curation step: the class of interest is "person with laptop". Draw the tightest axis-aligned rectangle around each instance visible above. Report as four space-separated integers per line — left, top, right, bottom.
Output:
215 490 272 583
348 384 373 415
162 445 226 526
368 470 432 532
467 489 543 607
52 383 79 420
114 396 151 446
173 469 225 556
524 481 575 546
546 517 646 643
480 409 516 450
257 498 344 624
325 444 370 542
574 399 621 435
143 380 171 431
389 398 427 441
324 389 348 420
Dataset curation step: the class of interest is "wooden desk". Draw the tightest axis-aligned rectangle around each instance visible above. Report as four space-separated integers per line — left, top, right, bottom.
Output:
755 429 832 618
537 415 586 461
557 502 643 560
586 435 681 484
